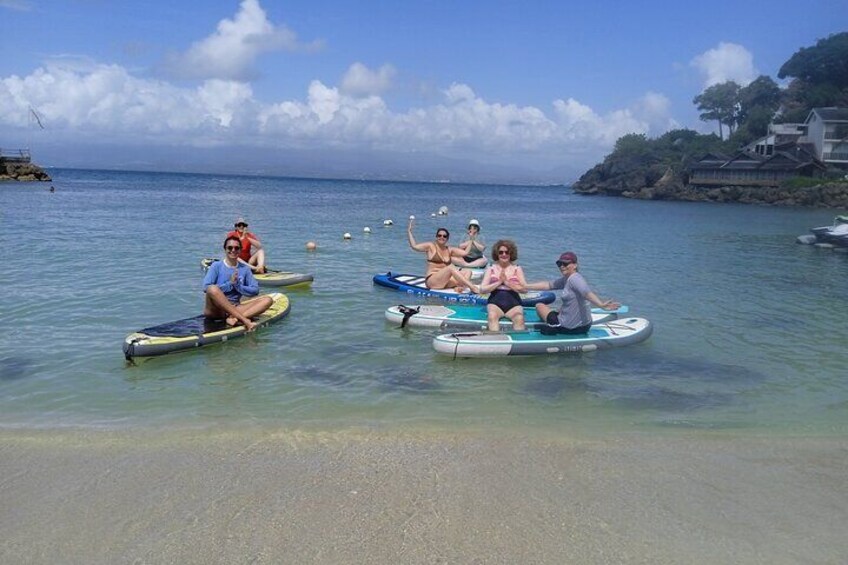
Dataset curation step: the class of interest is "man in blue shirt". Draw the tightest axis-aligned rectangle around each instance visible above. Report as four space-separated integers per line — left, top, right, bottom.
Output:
203 236 272 331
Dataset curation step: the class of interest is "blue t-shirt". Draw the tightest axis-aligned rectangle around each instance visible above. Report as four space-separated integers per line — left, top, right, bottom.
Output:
202 259 259 305
549 272 592 329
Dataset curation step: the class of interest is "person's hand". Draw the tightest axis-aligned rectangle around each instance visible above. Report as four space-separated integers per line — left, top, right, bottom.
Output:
602 300 621 310
230 271 238 285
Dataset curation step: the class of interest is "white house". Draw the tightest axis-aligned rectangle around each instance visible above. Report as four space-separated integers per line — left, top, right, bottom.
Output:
746 123 807 157
802 107 848 165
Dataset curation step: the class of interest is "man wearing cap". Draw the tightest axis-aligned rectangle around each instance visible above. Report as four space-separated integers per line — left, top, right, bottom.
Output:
226 218 267 274
525 251 620 334
452 219 488 268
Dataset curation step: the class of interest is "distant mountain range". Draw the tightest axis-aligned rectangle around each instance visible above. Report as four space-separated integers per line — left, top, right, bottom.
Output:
33 142 576 186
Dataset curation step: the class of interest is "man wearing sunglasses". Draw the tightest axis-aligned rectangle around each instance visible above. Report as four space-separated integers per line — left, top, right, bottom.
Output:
525 251 620 335
227 217 267 274
202 236 272 332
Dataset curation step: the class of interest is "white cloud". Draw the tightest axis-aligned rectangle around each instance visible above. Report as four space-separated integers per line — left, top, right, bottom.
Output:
1 59 678 171
162 0 322 82
0 61 255 142
340 63 396 97
691 42 757 88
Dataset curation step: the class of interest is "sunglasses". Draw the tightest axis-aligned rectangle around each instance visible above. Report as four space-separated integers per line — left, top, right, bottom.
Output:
498 249 510 256
226 245 242 252
235 223 247 228
556 261 573 268
436 233 448 239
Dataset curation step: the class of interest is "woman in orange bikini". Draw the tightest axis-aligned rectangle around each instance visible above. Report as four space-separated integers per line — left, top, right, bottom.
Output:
477 239 528 331
407 218 479 293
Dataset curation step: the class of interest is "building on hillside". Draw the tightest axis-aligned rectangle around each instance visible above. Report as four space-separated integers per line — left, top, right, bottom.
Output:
746 123 807 157
802 107 848 166
689 144 826 187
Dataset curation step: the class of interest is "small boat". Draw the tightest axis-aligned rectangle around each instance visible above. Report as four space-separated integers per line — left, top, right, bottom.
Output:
201 258 313 288
810 215 848 246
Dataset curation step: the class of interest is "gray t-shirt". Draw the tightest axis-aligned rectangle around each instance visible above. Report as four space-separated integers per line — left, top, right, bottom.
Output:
460 235 485 260
550 272 592 329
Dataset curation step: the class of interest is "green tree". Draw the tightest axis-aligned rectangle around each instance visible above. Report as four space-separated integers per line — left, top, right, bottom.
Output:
693 81 741 140
776 32 848 122
613 133 650 157
778 32 848 88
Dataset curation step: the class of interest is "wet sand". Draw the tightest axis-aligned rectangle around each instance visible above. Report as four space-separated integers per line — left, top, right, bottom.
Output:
1 428 846 564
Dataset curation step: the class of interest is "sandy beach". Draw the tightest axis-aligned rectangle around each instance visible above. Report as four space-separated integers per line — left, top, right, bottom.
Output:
1 428 846 564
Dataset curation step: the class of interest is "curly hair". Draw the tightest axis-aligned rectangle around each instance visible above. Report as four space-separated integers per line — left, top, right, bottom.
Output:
491 239 518 262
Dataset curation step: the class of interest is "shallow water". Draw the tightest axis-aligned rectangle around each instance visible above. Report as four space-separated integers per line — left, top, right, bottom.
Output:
1 169 846 436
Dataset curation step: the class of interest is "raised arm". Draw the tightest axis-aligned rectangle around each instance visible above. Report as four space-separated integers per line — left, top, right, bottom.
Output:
246 232 262 250
407 218 430 252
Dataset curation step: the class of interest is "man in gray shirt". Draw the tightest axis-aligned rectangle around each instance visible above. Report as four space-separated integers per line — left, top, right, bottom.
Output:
525 251 620 334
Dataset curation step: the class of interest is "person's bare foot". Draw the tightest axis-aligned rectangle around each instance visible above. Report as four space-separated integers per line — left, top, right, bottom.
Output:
243 320 257 332
226 316 238 327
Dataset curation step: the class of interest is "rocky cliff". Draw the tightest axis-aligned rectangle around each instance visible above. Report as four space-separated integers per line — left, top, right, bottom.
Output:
0 160 52 182
572 163 848 209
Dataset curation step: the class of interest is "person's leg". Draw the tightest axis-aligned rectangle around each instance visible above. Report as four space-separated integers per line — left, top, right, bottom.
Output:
448 267 479 294
486 304 505 332
237 295 273 319
506 306 526 331
535 303 553 323
467 257 488 268
250 248 266 273
204 286 256 331
424 268 455 289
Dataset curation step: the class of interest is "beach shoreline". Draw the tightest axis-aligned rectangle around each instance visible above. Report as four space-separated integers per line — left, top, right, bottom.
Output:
1 427 846 564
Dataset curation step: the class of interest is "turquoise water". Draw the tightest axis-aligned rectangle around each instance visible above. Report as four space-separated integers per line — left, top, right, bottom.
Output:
1 169 846 436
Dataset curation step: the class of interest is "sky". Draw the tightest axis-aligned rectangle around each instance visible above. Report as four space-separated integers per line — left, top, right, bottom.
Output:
1 0 846 183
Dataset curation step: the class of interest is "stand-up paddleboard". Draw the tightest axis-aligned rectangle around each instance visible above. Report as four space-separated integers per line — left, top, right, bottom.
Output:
386 303 628 329
201 258 313 289
432 317 652 357
373 272 555 306
123 292 290 360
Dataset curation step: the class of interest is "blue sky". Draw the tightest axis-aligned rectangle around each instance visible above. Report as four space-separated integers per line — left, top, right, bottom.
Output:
1 0 845 182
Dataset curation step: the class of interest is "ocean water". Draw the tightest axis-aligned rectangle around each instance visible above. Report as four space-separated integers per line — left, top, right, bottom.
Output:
1 169 846 437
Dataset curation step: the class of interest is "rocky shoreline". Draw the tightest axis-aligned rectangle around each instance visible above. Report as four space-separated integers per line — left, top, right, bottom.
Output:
0 160 52 182
572 165 848 208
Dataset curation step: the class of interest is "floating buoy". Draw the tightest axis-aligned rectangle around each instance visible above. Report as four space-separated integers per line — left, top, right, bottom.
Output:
438 205 448 215
363 227 372 233
343 232 352 240
383 219 393 226
306 241 317 251
409 215 415 220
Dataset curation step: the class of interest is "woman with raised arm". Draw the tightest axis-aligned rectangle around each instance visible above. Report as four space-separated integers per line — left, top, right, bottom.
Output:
407 218 479 294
